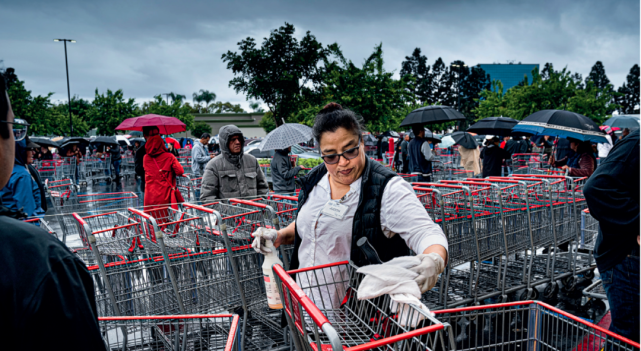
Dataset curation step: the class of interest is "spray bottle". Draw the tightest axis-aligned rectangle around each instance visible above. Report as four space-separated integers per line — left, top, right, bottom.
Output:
262 240 283 309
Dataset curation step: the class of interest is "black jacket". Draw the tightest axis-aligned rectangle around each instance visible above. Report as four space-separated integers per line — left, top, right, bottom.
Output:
289 158 410 271
0 214 105 350
504 139 519 157
408 137 432 176
271 149 301 192
135 146 146 191
480 144 510 177
584 129 640 272
109 146 122 162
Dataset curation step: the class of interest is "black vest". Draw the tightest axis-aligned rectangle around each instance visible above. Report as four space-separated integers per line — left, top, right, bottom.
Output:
408 137 432 176
289 158 411 270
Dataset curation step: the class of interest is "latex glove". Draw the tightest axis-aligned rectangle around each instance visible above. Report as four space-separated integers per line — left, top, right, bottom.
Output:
410 253 445 294
251 227 278 254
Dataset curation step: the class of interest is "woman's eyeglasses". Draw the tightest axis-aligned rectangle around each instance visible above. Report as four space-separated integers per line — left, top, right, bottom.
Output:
321 138 361 165
0 119 29 141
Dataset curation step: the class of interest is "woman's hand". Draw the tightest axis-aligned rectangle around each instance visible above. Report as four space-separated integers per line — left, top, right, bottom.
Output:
561 165 570 171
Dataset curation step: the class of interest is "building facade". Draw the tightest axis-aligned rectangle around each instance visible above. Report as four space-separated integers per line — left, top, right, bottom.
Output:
190 112 267 138
477 63 539 92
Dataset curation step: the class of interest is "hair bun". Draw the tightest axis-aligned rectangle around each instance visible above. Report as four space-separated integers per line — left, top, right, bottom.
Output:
320 102 343 114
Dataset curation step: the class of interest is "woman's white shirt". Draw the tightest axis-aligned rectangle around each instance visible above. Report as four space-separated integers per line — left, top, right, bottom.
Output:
295 173 448 312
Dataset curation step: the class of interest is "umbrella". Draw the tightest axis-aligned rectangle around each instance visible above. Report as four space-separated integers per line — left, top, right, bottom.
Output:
90 136 119 146
400 105 466 127
30 137 59 149
258 123 313 151
129 137 145 144
467 117 518 135
603 115 640 130
59 137 90 149
129 131 143 137
450 131 478 149
439 135 456 148
423 128 441 144
116 114 186 135
381 131 400 138
512 110 607 143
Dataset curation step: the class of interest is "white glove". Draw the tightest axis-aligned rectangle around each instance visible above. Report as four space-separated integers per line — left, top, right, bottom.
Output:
251 227 278 254
410 253 445 293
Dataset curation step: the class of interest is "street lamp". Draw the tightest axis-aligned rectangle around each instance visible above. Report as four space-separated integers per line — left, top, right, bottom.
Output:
54 39 76 136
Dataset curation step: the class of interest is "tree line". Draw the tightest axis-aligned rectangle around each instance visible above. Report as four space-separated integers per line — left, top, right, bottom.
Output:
1 68 263 137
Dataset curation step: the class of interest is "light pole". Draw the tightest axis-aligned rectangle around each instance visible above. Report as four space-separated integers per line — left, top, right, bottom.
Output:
54 39 76 136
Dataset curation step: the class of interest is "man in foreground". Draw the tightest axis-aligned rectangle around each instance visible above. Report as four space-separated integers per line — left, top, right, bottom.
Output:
584 128 639 343
200 125 268 201
0 77 105 349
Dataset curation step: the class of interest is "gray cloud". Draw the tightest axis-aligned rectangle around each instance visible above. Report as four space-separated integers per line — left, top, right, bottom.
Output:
1 0 638 111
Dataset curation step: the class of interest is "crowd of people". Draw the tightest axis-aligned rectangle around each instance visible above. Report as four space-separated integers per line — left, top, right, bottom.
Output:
0 70 638 347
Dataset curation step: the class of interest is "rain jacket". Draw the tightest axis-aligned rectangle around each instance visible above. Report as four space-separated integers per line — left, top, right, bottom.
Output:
191 140 210 177
480 144 510 178
143 135 184 209
458 146 481 176
0 213 105 350
200 125 268 202
0 139 45 218
271 149 301 192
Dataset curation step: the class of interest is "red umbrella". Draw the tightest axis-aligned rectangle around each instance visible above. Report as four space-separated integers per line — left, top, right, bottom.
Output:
116 114 186 135
165 137 181 149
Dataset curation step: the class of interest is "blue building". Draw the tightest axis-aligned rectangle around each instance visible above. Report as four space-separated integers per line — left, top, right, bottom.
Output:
477 63 539 92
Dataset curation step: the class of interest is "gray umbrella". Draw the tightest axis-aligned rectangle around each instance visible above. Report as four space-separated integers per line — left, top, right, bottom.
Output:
259 123 313 151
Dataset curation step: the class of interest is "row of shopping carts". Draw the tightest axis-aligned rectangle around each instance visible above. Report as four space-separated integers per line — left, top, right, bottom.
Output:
64 193 298 350
411 174 595 310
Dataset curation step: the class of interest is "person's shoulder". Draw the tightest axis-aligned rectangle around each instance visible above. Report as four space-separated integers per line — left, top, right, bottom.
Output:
0 216 76 265
242 153 259 164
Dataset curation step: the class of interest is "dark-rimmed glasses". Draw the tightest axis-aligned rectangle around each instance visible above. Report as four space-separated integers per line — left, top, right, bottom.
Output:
0 118 29 141
321 137 361 165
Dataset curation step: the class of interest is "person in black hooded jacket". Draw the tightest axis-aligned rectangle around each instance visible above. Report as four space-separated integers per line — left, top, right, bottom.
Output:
480 136 510 177
271 147 301 194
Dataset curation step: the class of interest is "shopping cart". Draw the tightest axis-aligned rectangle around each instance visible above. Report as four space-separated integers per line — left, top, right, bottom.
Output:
23 217 58 239
433 300 639 351
273 261 448 351
99 314 240 351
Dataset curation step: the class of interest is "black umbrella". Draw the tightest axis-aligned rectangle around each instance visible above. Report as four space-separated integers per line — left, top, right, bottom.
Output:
512 109 606 143
381 130 400 138
30 137 60 149
59 137 90 149
450 131 478 149
90 136 119 146
129 137 145 144
400 105 466 127
467 117 518 135
424 128 442 144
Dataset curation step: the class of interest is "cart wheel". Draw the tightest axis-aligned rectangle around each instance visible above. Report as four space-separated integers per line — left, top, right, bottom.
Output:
544 282 559 299
584 269 595 280
562 276 577 292
519 288 538 301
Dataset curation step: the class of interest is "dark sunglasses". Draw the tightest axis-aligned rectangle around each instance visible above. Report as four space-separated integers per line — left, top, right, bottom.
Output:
321 137 361 165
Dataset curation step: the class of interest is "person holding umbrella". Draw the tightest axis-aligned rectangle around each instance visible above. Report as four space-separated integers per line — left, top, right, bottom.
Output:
549 138 596 177
408 126 435 182
271 147 301 195
480 136 511 177
143 132 185 210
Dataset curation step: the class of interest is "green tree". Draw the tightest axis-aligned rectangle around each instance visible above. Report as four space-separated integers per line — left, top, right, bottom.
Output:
89 89 138 135
139 95 194 131
191 121 212 138
400 48 433 104
585 61 611 91
616 64 640 114
222 23 334 127
208 101 245 113
319 43 414 132
259 111 279 133
432 58 456 107
249 101 264 113
473 66 620 124
192 89 217 113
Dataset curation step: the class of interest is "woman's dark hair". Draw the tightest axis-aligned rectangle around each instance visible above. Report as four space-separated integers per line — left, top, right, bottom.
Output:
484 136 499 146
0 75 10 139
313 102 365 143
575 140 594 155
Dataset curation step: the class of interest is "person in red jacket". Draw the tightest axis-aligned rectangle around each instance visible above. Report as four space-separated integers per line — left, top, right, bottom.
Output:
143 134 184 210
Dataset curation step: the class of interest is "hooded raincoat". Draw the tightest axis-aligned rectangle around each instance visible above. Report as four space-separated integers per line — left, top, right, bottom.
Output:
200 125 268 202
143 135 184 209
0 139 45 218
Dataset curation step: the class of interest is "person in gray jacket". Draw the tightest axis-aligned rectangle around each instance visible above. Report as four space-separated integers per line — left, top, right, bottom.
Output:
200 125 269 201
271 147 301 194
191 133 213 177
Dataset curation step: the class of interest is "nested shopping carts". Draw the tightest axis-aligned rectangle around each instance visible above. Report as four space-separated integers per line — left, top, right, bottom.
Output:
99 314 240 351
274 259 640 351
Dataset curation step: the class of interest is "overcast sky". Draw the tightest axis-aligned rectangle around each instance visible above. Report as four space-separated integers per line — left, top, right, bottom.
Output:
2 0 639 111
